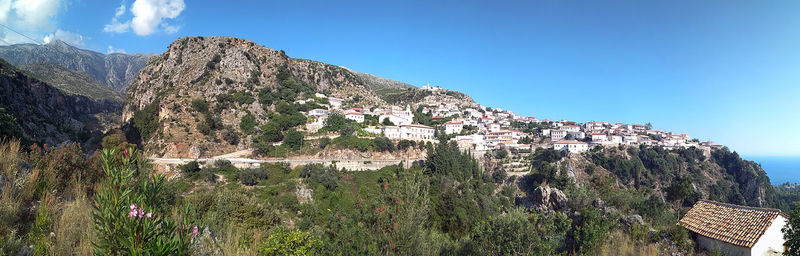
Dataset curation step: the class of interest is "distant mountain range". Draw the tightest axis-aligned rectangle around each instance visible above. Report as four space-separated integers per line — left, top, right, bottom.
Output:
0 40 153 91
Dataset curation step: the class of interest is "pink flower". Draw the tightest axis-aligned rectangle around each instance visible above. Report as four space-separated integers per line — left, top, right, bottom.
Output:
123 148 130 159
128 210 137 218
191 226 199 237
130 204 137 210
146 212 153 218
138 208 145 218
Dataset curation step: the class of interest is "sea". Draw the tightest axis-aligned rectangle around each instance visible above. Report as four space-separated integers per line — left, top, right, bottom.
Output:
745 156 800 185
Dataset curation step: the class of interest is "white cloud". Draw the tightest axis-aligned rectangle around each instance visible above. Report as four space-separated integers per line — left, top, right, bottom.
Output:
0 0 87 47
0 0 12 24
103 3 130 33
42 29 85 47
11 0 61 30
161 23 179 34
107 45 126 54
106 0 184 36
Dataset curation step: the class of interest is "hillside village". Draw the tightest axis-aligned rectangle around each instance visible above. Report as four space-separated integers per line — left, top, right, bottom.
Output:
300 84 716 157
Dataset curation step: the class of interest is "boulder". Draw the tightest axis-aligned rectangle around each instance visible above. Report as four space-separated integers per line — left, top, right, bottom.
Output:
531 185 568 212
620 214 644 229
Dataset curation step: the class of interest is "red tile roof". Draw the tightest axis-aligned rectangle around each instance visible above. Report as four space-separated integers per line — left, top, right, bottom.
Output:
678 200 784 248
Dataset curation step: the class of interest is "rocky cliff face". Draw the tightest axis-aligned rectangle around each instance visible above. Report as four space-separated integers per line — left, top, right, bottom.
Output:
0 58 118 146
0 40 152 91
123 36 474 158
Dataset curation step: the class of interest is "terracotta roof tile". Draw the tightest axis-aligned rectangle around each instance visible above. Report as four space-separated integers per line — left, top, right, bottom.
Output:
678 200 781 248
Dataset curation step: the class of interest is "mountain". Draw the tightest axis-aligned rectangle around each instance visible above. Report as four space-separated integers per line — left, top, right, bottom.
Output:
0 58 119 146
123 36 475 157
18 63 124 103
0 40 153 91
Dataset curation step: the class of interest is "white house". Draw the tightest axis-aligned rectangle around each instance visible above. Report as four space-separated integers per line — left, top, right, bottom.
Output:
591 133 607 142
550 130 567 141
308 109 329 117
552 141 588 153
563 125 580 133
488 123 500 133
400 124 435 141
382 126 401 139
445 121 463 135
345 112 364 123
679 200 787 256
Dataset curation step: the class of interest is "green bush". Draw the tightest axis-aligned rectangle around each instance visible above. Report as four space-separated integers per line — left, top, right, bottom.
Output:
331 136 373 152
92 149 194 255
373 137 394 152
179 161 201 175
284 130 304 150
318 137 331 149
239 168 269 186
239 113 257 135
132 101 160 140
258 227 318 256
300 164 339 190
190 98 208 113
222 129 240 145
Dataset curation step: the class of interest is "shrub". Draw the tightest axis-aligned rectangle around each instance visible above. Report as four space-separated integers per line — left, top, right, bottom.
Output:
190 98 208 113
373 137 395 152
132 101 160 140
92 149 195 255
397 140 415 150
0 107 22 141
318 137 331 149
179 161 201 175
258 227 318 256
223 129 240 145
239 113 257 135
494 148 508 159
284 130 304 150
239 168 269 186
300 164 339 190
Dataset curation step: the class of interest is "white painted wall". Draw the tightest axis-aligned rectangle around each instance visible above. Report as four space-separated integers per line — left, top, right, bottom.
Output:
751 215 787 255
696 234 750 256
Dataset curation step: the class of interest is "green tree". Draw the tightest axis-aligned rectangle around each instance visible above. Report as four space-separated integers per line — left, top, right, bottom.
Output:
132 101 160 141
373 137 395 152
784 202 800 255
323 113 347 133
239 113 257 135
284 130 304 150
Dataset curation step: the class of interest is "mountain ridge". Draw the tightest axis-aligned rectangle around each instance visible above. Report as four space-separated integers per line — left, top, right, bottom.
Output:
0 40 154 91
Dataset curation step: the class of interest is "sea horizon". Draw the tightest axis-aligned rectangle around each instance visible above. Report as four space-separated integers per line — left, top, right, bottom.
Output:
745 156 800 185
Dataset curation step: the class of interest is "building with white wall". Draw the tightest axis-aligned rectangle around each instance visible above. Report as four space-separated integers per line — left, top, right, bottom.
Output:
552 140 588 153
679 200 787 256
551 129 567 141
445 121 463 135
400 124 435 141
308 109 329 117
345 112 364 123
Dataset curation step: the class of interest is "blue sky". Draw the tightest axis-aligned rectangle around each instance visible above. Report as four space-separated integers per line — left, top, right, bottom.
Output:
1 0 799 156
